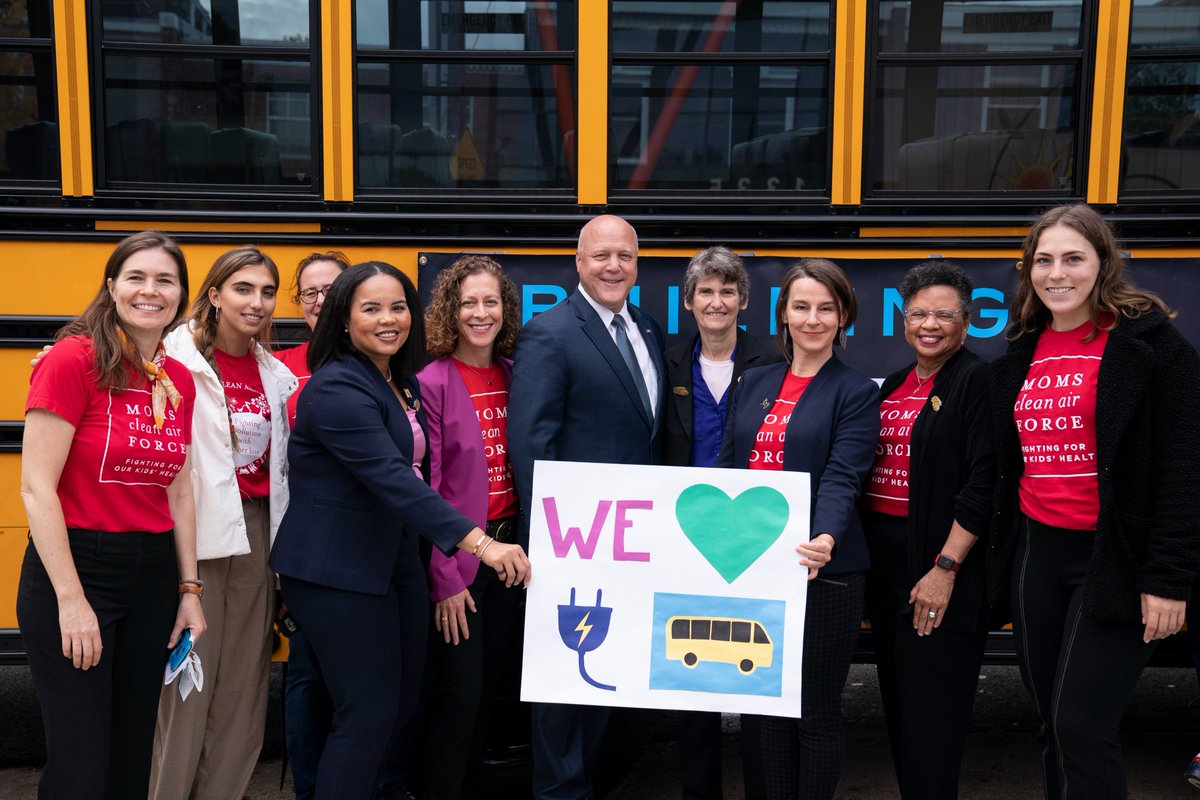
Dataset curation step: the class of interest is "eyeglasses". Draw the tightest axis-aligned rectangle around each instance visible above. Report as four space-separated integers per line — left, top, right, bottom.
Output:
298 286 331 305
903 308 964 323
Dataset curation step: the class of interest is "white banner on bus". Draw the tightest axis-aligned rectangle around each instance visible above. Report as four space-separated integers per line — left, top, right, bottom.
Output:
520 461 810 717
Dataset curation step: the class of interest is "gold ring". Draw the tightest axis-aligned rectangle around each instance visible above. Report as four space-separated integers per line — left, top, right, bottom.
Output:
441 615 448 621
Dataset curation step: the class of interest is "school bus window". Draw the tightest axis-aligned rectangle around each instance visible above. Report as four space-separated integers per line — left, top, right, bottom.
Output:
611 0 829 54
877 1 1081 54
94 0 317 190
731 621 751 643
354 1 576 192
356 0 576 52
869 0 1084 195
671 618 689 639
1120 2 1200 195
610 63 830 193
692 618 711 639
0 0 57 183
609 2 831 195
99 0 309 46
355 62 573 190
754 623 770 644
711 619 731 641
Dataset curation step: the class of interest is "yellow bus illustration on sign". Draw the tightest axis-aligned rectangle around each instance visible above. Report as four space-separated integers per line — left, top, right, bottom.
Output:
666 616 774 675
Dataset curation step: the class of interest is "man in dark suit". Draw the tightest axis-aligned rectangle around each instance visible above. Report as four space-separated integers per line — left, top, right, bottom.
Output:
663 246 775 800
509 214 665 800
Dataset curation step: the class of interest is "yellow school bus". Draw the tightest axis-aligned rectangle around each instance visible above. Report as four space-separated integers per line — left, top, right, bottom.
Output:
1 1 1198 663
667 615 774 675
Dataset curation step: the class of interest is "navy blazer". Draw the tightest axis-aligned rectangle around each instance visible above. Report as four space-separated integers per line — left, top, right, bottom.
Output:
269 352 476 596
718 356 880 575
663 329 781 466
509 289 666 544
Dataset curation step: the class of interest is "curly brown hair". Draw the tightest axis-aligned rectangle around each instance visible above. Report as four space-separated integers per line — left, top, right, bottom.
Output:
1011 204 1174 342
425 255 520 359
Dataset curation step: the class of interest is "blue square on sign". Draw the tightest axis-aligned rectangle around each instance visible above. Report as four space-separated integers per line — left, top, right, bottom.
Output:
648 592 785 697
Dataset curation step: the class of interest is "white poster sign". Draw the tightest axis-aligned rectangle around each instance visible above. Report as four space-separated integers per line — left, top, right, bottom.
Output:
521 461 811 717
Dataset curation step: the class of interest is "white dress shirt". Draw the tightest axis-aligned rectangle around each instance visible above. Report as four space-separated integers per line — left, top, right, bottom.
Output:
577 284 659 417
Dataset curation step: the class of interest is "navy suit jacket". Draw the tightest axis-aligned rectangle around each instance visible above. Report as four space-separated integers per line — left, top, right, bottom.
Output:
718 356 880 575
509 289 666 544
269 351 476 595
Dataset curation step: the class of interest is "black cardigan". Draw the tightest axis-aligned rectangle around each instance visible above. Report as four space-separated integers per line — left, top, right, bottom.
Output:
662 329 780 467
986 309 1200 623
869 348 996 633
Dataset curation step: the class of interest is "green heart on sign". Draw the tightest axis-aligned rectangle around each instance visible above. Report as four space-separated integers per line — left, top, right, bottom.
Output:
675 484 790 583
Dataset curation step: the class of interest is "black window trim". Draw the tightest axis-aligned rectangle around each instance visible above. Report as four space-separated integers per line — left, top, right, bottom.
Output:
87 0 324 198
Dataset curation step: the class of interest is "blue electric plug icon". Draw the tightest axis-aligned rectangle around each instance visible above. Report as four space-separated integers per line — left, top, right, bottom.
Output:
557 587 617 691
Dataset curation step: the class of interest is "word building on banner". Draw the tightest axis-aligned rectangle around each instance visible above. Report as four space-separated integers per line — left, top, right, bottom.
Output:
521 462 811 717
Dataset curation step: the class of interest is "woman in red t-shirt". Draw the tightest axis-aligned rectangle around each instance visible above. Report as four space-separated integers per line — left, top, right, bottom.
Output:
862 261 995 800
276 251 351 427
416 254 523 800
17 230 205 800
151 247 298 800
272 250 352 799
989 204 1200 799
718 259 879 800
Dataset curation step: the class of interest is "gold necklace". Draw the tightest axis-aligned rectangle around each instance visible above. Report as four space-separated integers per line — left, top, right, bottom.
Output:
457 358 495 385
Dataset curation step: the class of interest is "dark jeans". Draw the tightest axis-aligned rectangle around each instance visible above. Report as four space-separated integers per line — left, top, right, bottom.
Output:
758 571 865 800
17 529 177 800
1012 516 1157 800
422 563 524 800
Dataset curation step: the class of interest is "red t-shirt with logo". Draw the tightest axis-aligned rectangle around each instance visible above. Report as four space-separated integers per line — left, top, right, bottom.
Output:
26 335 196 533
453 359 517 521
214 348 271 499
1015 320 1108 530
864 368 934 517
749 371 812 471
275 342 309 428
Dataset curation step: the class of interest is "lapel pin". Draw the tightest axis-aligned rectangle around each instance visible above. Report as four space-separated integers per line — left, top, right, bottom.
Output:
931 396 942 412
761 398 771 410
673 386 690 396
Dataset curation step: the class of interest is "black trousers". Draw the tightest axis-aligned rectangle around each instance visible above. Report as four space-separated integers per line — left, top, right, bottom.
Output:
865 513 986 800
422 563 525 800
1012 516 1157 800
280 566 429 800
677 711 766 800
17 529 177 800
1187 572 1200 689
757 571 865 800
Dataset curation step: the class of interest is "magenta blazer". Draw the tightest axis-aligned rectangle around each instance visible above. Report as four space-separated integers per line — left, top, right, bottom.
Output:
417 355 515 602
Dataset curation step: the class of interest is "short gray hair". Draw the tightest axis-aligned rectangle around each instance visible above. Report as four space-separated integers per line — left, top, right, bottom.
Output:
898 260 974 321
683 246 750 305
